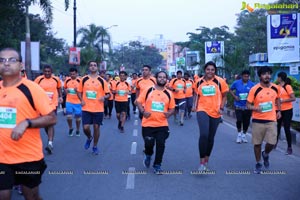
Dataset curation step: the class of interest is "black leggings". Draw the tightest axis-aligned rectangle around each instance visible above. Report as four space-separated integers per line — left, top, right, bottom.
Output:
131 93 137 112
235 109 252 133
277 109 293 147
197 111 220 158
142 126 169 166
104 100 114 116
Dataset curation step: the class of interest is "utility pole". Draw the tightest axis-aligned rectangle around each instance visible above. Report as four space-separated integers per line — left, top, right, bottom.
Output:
73 0 77 47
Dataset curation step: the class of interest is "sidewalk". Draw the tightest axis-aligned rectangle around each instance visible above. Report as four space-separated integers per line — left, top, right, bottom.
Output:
223 108 300 156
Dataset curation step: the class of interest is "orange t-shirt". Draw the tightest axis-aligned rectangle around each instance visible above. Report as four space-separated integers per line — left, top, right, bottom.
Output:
131 78 138 94
108 79 117 100
113 81 131 102
277 84 294 111
194 76 229 118
64 77 81 104
247 83 279 122
169 78 186 99
136 77 156 96
34 75 61 107
0 79 54 164
185 79 194 98
77 75 110 112
137 87 175 127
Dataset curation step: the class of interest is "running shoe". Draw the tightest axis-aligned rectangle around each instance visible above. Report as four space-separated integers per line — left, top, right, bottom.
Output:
153 164 163 175
262 151 269 169
143 155 151 168
254 163 262 174
68 128 73 137
285 147 292 155
236 133 242 143
45 143 53 154
198 164 207 171
120 127 125 133
84 137 93 150
75 130 80 137
92 146 99 155
241 134 248 143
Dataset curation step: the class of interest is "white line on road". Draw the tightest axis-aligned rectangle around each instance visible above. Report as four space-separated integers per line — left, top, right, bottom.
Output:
134 120 138 126
133 129 138 137
130 142 137 154
126 167 135 189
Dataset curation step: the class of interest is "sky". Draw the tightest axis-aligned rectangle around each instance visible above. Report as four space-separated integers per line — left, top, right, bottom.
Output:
30 0 277 45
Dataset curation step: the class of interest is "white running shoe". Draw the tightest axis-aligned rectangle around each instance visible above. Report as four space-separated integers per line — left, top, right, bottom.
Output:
241 134 248 143
198 164 207 171
236 133 242 143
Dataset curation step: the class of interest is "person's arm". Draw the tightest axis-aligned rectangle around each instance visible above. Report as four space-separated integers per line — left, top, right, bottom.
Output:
229 89 240 101
281 93 296 103
11 111 57 141
220 92 228 110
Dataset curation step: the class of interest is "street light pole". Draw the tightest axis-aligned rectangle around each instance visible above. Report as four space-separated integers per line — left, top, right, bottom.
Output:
73 0 77 47
101 25 118 61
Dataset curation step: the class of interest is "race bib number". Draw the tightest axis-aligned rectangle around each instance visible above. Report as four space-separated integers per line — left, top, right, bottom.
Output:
259 101 273 113
151 101 165 112
177 84 184 90
118 90 126 96
186 83 192 88
46 92 54 100
239 93 248 100
201 85 216 96
68 88 76 95
0 107 17 128
86 91 97 99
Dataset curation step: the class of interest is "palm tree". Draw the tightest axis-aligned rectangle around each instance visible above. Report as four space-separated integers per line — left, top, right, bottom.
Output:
77 24 112 61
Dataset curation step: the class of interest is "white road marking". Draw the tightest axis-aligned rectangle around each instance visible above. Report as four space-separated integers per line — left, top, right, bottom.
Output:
130 142 137 154
133 129 138 137
125 167 135 189
134 120 138 126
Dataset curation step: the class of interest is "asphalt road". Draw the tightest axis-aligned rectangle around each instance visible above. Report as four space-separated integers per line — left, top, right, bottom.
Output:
11 110 300 200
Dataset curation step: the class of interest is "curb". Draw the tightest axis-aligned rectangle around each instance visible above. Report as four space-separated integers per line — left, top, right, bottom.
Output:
224 108 300 146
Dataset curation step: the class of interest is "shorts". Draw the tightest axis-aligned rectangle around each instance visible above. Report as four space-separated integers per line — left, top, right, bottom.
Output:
115 101 128 113
82 111 103 126
66 102 82 118
175 98 186 111
252 122 277 145
0 159 47 190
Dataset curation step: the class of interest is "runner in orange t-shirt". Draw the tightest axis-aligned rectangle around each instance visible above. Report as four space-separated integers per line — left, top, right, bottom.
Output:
246 66 281 174
136 71 175 175
64 67 82 137
168 70 186 125
34 65 62 154
77 61 110 155
131 73 138 114
112 71 131 133
135 65 156 119
107 76 117 119
193 61 228 171
184 72 195 119
0 48 56 200
275 72 295 154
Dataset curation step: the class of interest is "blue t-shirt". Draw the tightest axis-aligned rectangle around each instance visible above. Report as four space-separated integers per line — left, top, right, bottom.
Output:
230 79 255 108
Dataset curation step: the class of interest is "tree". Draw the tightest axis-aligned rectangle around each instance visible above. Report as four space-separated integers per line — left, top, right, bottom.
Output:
77 24 112 62
111 41 163 73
